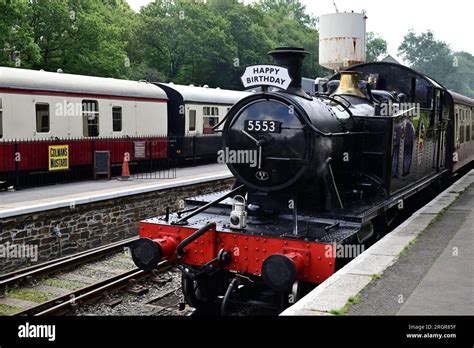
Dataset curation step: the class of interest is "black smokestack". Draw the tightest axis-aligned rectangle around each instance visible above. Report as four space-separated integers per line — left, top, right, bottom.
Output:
268 47 310 98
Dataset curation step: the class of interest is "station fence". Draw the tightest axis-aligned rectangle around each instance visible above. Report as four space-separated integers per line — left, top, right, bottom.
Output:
0 135 221 190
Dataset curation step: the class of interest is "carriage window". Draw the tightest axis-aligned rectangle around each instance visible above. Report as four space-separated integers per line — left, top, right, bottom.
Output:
35 103 50 133
82 100 99 137
189 109 196 131
203 116 218 134
472 110 474 140
0 98 3 138
466 125 471 142
203 106 219 116
112 107 122 132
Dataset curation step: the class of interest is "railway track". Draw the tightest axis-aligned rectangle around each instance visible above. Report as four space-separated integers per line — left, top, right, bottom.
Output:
0 237 173 316
21 262 171 316
0 237 138 289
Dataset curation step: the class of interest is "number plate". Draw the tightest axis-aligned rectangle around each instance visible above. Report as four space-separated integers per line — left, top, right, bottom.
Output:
244 120 281 133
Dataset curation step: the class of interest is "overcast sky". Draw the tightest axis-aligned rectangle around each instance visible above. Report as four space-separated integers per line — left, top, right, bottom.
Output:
126 0 473 59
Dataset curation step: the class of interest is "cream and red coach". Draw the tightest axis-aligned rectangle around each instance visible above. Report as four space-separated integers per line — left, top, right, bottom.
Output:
0 68 248 186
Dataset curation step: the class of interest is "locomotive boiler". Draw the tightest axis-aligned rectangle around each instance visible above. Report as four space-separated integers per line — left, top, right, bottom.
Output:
131 47 473 314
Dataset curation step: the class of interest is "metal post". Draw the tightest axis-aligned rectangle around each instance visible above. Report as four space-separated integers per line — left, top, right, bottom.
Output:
193 135 196 166
292 196 298 236
149 140 153 179
14 142 20 190
91 139 95 180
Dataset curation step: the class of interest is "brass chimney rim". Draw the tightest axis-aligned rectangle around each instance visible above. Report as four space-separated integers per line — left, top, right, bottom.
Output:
332 70 365 98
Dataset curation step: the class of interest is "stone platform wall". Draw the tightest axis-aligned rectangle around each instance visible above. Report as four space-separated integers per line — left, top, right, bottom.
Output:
0 178 234 273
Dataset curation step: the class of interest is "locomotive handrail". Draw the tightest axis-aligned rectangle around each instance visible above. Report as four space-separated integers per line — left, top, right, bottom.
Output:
176 222 216 257
172 184 245 225
285 93 373 137
212 111 233 131
314 94 354 117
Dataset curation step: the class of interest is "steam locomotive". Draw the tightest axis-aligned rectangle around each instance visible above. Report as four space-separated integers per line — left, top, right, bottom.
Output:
131 47 474 314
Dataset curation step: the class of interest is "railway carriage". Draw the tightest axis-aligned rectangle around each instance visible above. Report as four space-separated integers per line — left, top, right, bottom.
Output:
155 83 250 160
0 67 169 139
450 91 474 172
0 68 248 187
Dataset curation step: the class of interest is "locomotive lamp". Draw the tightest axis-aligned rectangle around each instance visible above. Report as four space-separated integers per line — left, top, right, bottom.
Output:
229 195 247 229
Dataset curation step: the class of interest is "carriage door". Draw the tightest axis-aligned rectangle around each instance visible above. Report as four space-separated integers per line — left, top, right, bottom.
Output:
433 89 446 170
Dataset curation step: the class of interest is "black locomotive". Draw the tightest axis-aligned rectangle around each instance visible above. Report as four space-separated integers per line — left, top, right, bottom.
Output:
131 47 473 314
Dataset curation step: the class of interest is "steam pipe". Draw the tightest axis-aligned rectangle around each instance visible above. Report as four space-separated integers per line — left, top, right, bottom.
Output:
220 277 240 316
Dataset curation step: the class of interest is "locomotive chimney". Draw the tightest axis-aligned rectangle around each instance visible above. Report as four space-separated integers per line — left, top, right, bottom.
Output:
268 47 310 99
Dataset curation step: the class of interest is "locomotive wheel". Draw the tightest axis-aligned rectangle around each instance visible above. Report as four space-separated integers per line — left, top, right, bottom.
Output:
288 280 315 306
181 271 227 313
372 207 399 240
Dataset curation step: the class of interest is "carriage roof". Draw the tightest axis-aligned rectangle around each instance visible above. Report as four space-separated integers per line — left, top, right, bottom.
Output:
157 83 250 104
0 67 167 100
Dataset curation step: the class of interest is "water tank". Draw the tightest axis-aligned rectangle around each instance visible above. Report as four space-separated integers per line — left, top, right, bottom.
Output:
319 12 366 71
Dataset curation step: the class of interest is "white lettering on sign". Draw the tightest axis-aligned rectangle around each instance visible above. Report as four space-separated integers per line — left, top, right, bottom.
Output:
241 65 292 90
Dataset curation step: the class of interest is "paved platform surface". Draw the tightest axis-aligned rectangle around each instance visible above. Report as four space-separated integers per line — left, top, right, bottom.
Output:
0 163 232 218
282 170 474 316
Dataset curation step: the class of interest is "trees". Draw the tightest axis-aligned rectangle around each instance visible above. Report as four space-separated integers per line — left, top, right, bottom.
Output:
134 0 237 87
1 0 135 77
445 51 474 97
0 0 40 69
133 0 328 88
8 0 472 97
399 30 474 98
0 0 347 88
366 32 387 63
398 30 454 81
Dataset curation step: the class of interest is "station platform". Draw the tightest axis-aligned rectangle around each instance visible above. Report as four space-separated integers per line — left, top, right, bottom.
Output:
0 163 232 219
282 169 474 316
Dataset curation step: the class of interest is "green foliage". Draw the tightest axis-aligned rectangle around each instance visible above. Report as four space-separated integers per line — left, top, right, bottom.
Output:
40 277 84 290
366 32 387 63
1 0 135 77
6 287 56 303
4 0 472 97
1 0 334 88
134 0 330 88
399 30 474 98
0 303 22 316
0 0 41 68
329 295 361 316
